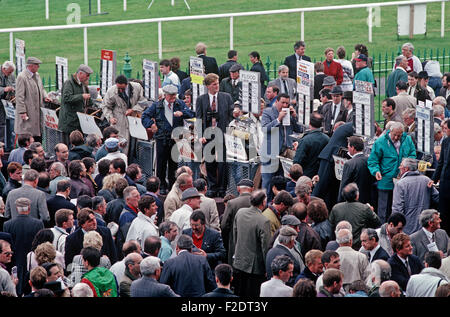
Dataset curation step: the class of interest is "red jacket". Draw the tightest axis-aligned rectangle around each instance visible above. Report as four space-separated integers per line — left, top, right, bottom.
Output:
323 60 343 85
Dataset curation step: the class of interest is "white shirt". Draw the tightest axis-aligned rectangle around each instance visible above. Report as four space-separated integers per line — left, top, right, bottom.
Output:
260 278 293 297
170 204 194 232
126 212 159 249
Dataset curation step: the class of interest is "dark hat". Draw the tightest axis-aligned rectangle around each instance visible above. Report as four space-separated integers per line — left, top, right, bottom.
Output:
342 91 353 101
322 76 336 87
77 64 93 74
181 187 201 201
355 54 368 62
418 71 429 79
229 64 242 73
177 234 194 249
330 85 343 95
104 137 119 149
281 215 301 226
162 84 178 95
237 178 254 187
26 57 42 65
43 280 66 296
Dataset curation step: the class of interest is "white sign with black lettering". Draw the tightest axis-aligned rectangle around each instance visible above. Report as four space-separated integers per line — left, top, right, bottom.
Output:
55 56 68 91
41 108 59 130
77 112 102 137
100 49 117 97
353 81 374 138
1 99 15 119
416 105 433 154
240 70 260 115
225 133 248 162
142 59 159 102
296 60 314 126
190 56 206 111
15 39 25 75
127 116 149 141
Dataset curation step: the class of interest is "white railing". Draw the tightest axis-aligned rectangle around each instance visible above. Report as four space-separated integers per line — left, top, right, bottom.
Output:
1 0 447 64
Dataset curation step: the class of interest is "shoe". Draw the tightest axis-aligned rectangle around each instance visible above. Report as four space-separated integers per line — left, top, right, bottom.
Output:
206 190 217 198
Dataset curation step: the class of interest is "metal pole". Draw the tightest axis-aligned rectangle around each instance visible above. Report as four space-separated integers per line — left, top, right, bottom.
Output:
158 21 162 60
368 6 373 43
97 0 101 14
124 0 127 11
45 0 49 20
441 1 445 38
9 32 13 61
230 16 234 50
301 11 304 41
84 27 88 65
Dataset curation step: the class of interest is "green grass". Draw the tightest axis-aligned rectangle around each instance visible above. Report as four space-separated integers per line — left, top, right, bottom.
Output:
1 0 449 86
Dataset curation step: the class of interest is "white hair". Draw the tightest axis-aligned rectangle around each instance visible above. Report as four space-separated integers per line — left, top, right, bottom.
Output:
140 256 161 276
402 42 414 52
71 283 94 297
336 228 352 245
2 61 15 71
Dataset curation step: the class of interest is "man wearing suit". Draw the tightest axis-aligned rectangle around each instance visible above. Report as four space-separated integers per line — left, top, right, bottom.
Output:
4 169 50 225
142 84 194 194
392 81 416 118
232 190 271 297
338 136 376 204
402 108 416 135
220 179 253 264
322 85 347 135
360 228 390 263
193 178 220 232
283 41 311 80
388 232 424 291
160 234 216 297
218 50 241 82
46 179 77 228
202 263 238 297
195 42 219 75
3 197 44 296
182 210 226 270
438 73 450 109
130 256 179 297
268 65 297 104
260 93 303 202
342 91 355 123
64 208 117 266
410 209 449 262
196 73 237 198
219 63 242 103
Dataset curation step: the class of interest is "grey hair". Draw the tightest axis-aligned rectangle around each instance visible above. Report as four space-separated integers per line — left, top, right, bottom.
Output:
362 228 379 242
366 260 391 288
124 253 141 268
434 122 442 135
419 209 439 228
16 197 31 213
402 108 415 119
71 283 94 297
402 42 414 52
271 255 293 277
24 169 39 182
336 228 352 245
295 182 311 197
335 220 352 236
140 256 161 276
50 161 67 177
433 96 447 108
395 55 405 66
278 65 289 73
434 104 445 117
389 121 404 132
401 157 418 171
2 61 15 71
86 134 100 148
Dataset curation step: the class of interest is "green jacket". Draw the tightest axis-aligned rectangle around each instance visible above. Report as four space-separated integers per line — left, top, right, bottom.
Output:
367 131 416 190
354 66 375 85
59 74 93 134
81 267 118 297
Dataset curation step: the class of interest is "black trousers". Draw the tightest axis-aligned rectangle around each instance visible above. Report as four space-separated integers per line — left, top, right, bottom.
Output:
231 268 265 297
156 139 177 191
204 136 227 193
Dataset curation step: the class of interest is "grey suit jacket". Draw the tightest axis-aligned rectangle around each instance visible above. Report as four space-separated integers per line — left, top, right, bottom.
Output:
410 228 449 262
5 184 50 222
268 77 297 100
130 276 179 297
199 194 220 232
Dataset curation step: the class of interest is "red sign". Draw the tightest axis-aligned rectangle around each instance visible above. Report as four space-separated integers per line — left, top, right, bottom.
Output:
101 50 114 61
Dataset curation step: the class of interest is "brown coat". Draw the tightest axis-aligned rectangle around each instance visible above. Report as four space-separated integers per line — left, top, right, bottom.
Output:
14 69 47 136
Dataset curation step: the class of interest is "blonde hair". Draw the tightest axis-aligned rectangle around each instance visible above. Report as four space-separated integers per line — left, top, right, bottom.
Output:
35 242 56 266
195 42 207 55
102 173 122 191
83 231 103 250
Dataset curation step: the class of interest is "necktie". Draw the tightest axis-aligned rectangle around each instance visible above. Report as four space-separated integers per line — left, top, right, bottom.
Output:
168 103 172 110
232 80 236 87
405 259 412 275
432 233 435 243
211 95 216 111
283 80 288 94
368 253 372 263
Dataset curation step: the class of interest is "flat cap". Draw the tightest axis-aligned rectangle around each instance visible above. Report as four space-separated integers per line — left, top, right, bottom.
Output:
162 84 178 95
229 64 242 73
322 76 336 87
281 214 301 226
279 225 299 237
181 187 201 201
177 234 194 249
26 57 42 65
78 64 93 74
104 137 119 149
330 85 343 95
237 178 254 187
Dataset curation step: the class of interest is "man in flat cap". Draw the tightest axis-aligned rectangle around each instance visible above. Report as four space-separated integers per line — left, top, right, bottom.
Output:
101 74 147 156
142 84 194 195
58 64 94 143
219 63 242 103
15 57 51 142
169 187 201 232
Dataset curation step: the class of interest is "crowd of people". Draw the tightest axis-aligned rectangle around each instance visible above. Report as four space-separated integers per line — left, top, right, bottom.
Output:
0 40 449 298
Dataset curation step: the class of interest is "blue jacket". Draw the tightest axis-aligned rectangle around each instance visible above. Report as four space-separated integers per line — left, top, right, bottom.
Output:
141 98 194 142
182 227 226 269
368 131 416 190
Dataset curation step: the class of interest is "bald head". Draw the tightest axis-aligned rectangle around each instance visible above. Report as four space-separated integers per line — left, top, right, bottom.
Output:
379 280 401 297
